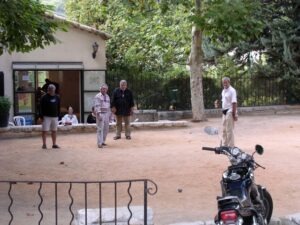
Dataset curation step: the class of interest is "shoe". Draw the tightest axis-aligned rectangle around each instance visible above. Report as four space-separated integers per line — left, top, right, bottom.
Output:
52 144 60 149
42 144 47 149
102 143 107 146
126 136 131 140
98 144 103 148
113 136 121 140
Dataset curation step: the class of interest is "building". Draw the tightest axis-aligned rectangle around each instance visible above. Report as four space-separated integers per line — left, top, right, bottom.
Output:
0 14 111 125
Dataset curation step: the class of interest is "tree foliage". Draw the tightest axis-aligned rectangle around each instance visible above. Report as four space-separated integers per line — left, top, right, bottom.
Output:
65 0 264 75
223 0 300 103
66 0 194 78
230 1 300 77
191 0 264 44
0 0 61 55
260 0 300 78
65 0 300 108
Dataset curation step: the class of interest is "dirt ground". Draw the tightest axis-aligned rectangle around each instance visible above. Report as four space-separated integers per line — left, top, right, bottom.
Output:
0 113 300 225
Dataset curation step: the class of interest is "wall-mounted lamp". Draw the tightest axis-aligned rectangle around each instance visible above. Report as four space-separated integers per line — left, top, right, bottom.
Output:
92 42 99 59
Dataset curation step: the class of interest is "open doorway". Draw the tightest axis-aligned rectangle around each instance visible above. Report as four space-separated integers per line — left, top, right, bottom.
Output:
37 70 81 122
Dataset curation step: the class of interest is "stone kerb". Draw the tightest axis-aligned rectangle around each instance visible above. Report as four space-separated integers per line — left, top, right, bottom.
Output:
132 110 158 122
284 213 300 225
158 105 300 120
75 206 153 225
168 214 300 225
0 121 188 139
168 222 208 225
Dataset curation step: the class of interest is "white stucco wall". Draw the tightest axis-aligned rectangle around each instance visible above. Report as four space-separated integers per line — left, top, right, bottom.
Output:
0 25 108 116
9 28 106 67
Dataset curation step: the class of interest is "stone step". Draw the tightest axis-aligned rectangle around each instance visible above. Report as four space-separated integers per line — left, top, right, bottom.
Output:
76 207 300 225
75 206 153 225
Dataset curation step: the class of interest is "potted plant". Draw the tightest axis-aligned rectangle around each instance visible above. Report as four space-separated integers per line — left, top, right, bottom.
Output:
0 96 11 127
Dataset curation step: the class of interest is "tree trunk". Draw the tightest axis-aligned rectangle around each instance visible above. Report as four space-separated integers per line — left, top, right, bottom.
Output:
187 0 206 122
188 26 206 122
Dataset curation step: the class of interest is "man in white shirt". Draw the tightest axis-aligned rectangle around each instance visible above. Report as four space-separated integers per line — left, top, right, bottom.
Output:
94 84 111 148
221 77 238 147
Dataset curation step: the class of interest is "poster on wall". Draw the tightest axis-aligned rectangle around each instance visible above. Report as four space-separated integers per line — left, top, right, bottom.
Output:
84 92 98 112
17 93 33 113
84 71 105 91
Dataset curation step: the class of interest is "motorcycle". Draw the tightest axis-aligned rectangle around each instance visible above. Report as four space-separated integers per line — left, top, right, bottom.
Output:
202 127 273 225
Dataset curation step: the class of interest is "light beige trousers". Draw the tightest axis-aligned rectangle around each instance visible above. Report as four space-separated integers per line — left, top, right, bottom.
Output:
96 112 110 145
222 112 235 147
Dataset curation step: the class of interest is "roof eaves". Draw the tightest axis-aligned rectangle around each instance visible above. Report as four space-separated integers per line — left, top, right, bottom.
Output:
45 13 112 40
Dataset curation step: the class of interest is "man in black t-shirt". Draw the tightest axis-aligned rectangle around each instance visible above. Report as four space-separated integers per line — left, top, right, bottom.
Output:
40 84 60 149
111 80 134 140
42 78 59 94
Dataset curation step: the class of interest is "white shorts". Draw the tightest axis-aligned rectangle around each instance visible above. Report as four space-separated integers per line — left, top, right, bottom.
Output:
42 116 58 131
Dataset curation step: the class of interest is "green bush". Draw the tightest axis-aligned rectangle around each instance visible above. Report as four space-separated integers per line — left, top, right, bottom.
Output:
0 96 11 113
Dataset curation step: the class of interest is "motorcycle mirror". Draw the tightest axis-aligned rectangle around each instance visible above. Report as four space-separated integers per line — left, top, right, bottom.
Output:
255 144 264 155
204 126 219 135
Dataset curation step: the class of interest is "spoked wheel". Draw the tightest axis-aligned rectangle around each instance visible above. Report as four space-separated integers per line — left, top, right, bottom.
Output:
262 188 273 224
256 185 273 224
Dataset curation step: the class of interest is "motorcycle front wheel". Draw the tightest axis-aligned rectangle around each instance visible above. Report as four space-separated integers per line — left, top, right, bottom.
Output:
260 187 273 224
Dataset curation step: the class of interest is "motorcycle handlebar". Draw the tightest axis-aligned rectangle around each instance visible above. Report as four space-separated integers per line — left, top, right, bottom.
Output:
202 146 225 154
202 147 216 151
202 146 265 169
255 161 266 169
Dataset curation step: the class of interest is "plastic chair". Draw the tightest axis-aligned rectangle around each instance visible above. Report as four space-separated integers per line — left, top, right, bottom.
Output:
8 122 15 126
13 116 26 126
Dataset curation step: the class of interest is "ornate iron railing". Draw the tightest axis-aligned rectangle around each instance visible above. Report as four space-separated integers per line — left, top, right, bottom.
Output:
0 179 158 225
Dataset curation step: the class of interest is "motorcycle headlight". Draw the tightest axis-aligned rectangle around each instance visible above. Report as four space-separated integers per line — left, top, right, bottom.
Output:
231 147 240 156
241 153 247 160
229 172 241 180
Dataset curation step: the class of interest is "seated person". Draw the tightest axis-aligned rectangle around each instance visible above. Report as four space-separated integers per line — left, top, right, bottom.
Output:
86 107 96 124
61 106 78 125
